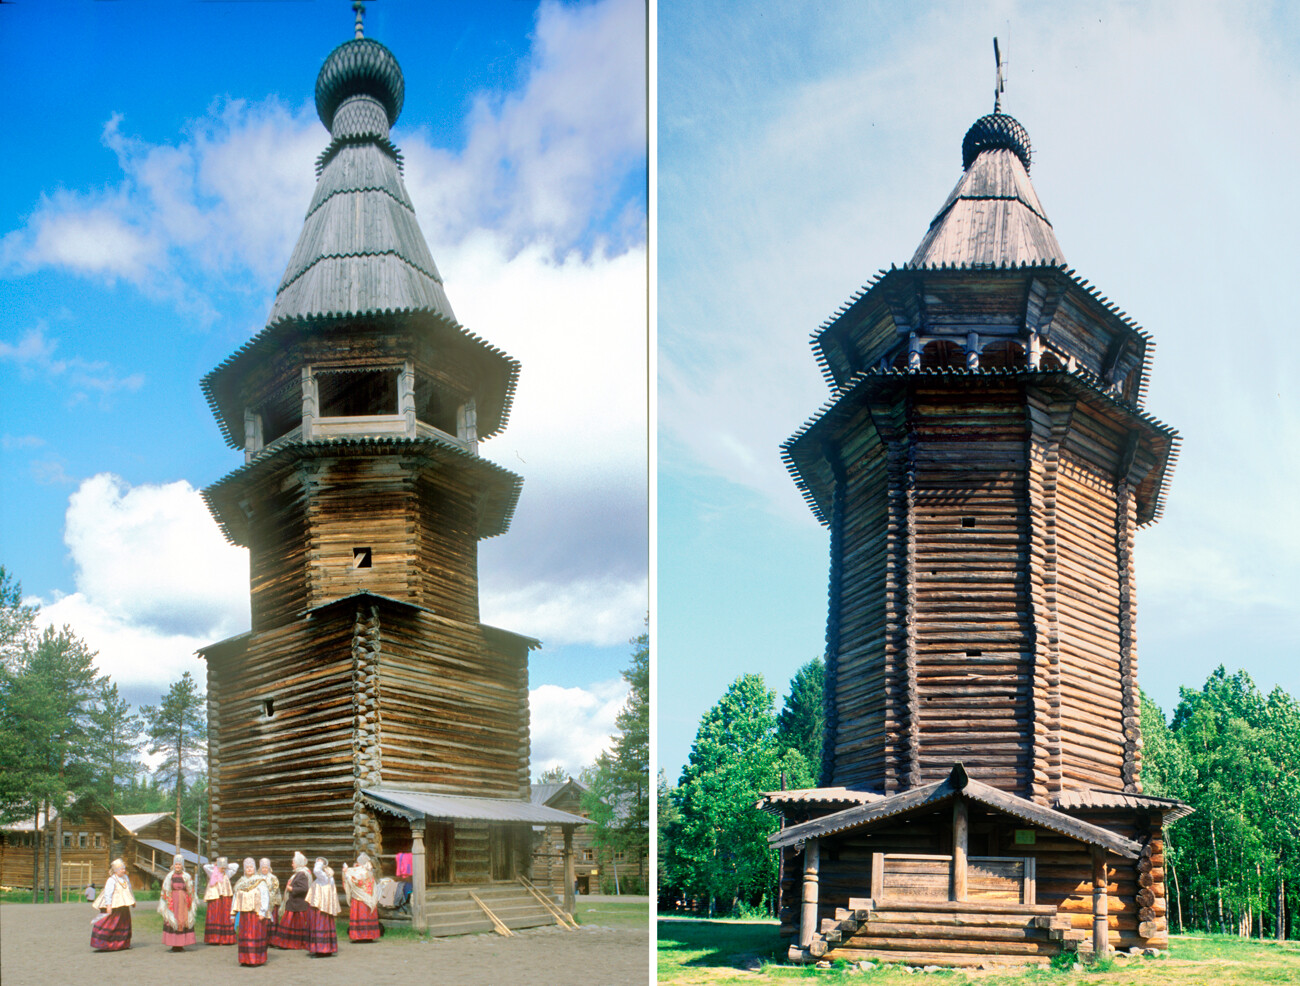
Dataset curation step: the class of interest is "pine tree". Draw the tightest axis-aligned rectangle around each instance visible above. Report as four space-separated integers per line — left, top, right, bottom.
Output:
775 657 824 771
141 671 207 853
86 682 143 869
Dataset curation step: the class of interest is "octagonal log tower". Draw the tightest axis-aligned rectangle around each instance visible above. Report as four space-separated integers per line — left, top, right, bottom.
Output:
762 106 1191 967
197 19 585 933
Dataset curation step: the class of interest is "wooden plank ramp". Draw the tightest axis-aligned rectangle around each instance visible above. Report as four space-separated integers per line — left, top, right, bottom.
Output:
517 876 577 929
468 890 515 936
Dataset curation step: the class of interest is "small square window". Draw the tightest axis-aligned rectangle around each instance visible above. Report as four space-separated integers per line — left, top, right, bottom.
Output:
63 833 72 848
353 547 373 569
262 699 275 718
961 516 976 528
94 834 103 849
79 832 88 848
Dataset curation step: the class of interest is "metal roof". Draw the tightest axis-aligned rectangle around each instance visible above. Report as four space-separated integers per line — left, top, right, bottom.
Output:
114 813 170 834
135 838 209 868
911 146 1064 268
770 764 1142 859
1054 788 1194 824
363 788 589 826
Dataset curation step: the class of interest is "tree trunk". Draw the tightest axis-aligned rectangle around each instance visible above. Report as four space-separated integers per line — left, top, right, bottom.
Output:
54 814 63 903
1170 856 1183 933
174 728 184 853
1279 871 1287 942
30 804 39 903
1209 815 1225 933
42 804 51 904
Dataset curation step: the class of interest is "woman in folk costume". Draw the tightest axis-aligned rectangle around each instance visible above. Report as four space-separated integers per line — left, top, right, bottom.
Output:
90 858 135 951
258 857 281 926
232 857 272 967
306 856 340 957
157 854 197 950
270 851 312 949
342 852 381 942
202 855 238 945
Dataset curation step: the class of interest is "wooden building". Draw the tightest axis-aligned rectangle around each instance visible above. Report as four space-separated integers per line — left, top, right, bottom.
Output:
197 13 586 936
762 101 1191 966
0 810 203 892
531 779 647 896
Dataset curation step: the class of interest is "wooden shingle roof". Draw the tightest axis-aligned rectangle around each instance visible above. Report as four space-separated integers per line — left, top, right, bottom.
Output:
910 146 1064 268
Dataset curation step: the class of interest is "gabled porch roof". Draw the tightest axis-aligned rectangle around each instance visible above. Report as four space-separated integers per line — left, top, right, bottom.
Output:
362 787 588 826
768 764 1143 859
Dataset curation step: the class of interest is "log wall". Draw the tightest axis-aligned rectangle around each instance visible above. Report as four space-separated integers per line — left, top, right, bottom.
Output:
378 609 529 798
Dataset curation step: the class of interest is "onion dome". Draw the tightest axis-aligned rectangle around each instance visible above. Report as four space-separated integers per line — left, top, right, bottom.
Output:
910 110 1061 267
961 112 1032 173
315 38 405 132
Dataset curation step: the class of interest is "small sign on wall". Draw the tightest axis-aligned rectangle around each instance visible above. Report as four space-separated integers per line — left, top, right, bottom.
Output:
1014 829 1037 845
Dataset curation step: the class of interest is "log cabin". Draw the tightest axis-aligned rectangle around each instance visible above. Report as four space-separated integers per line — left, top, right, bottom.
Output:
762 92 1192 967
531 779 648 896
197 11 586 936
0 810 204 891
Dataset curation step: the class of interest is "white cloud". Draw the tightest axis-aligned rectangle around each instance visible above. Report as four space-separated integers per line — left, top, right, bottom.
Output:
529 678 628 777
402 0 646 252
32 475 249 690
484 576 648 648
0 323 145 405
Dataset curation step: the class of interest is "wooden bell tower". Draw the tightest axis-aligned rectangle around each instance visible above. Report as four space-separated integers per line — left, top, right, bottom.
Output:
763 78 1191 966
197 14 586 930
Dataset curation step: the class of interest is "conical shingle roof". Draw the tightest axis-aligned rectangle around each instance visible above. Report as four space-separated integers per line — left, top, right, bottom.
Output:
266 38 454 326
910 113 1064 268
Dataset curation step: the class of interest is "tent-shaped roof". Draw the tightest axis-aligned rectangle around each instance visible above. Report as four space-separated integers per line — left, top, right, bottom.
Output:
114 812 170 834
768 765 1147 859
910 114 1064 268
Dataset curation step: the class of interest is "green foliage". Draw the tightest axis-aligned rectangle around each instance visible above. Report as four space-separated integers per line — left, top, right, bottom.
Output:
1143 667 1300 939
579 629 649 892
141 671 207 851
85 682 143 823
776 657 824 771
662 672 814 916
0 566 38 667
535 764 569 784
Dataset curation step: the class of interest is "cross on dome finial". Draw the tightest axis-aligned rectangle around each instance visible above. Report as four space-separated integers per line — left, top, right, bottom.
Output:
993 37 1005 114
353 1 367 40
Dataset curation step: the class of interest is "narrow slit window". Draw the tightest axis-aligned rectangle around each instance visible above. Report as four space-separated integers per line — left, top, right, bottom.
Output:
967 649 983 657
961 516 976 528
353 547 373 569
262 699 275 718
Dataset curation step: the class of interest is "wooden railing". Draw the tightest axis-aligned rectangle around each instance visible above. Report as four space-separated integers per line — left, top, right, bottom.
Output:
870 852 1036 905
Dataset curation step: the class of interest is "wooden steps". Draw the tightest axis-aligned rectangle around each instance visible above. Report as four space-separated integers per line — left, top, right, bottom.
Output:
423 883 562 937
799 897 1076 968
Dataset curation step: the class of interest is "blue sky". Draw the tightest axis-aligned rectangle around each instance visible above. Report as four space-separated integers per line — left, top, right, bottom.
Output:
658 0 1300 778
0 0 647 777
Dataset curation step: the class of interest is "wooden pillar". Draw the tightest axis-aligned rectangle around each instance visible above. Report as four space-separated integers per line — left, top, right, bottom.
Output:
563 826 576 916
951 797 968 902
301 366 317 438
1092 846 1109 956
400 361 417 436
799 839 821 949
410 823 427 932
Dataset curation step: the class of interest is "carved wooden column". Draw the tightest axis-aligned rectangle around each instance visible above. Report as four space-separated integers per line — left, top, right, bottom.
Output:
563 826 576 916
411 824 427 932
799 839 821 949
1092 846 1109 956
951 797 968 902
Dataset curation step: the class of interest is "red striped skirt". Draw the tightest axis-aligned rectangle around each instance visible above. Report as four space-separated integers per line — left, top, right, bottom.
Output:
237 912 268 966
307 907 338 955
203 895 236 945
348 898 381 941
271 909 311 949
90 907 132 951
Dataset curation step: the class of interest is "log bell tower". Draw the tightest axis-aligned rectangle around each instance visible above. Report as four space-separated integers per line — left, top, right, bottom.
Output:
763 101 1191 965
198 17 586 922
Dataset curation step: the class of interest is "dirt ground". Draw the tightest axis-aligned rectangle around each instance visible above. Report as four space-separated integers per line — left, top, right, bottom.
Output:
0 902 650 985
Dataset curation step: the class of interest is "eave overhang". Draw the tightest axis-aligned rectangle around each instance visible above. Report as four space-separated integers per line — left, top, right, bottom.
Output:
362 787 589 826
768 765 1142 859
783 367 1179 527
201 435 522 546
201 309 519 450
811 264 1156 406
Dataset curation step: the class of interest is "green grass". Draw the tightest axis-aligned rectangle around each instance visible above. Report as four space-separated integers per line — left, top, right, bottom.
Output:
574 898 650 929
656 920 1300 985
